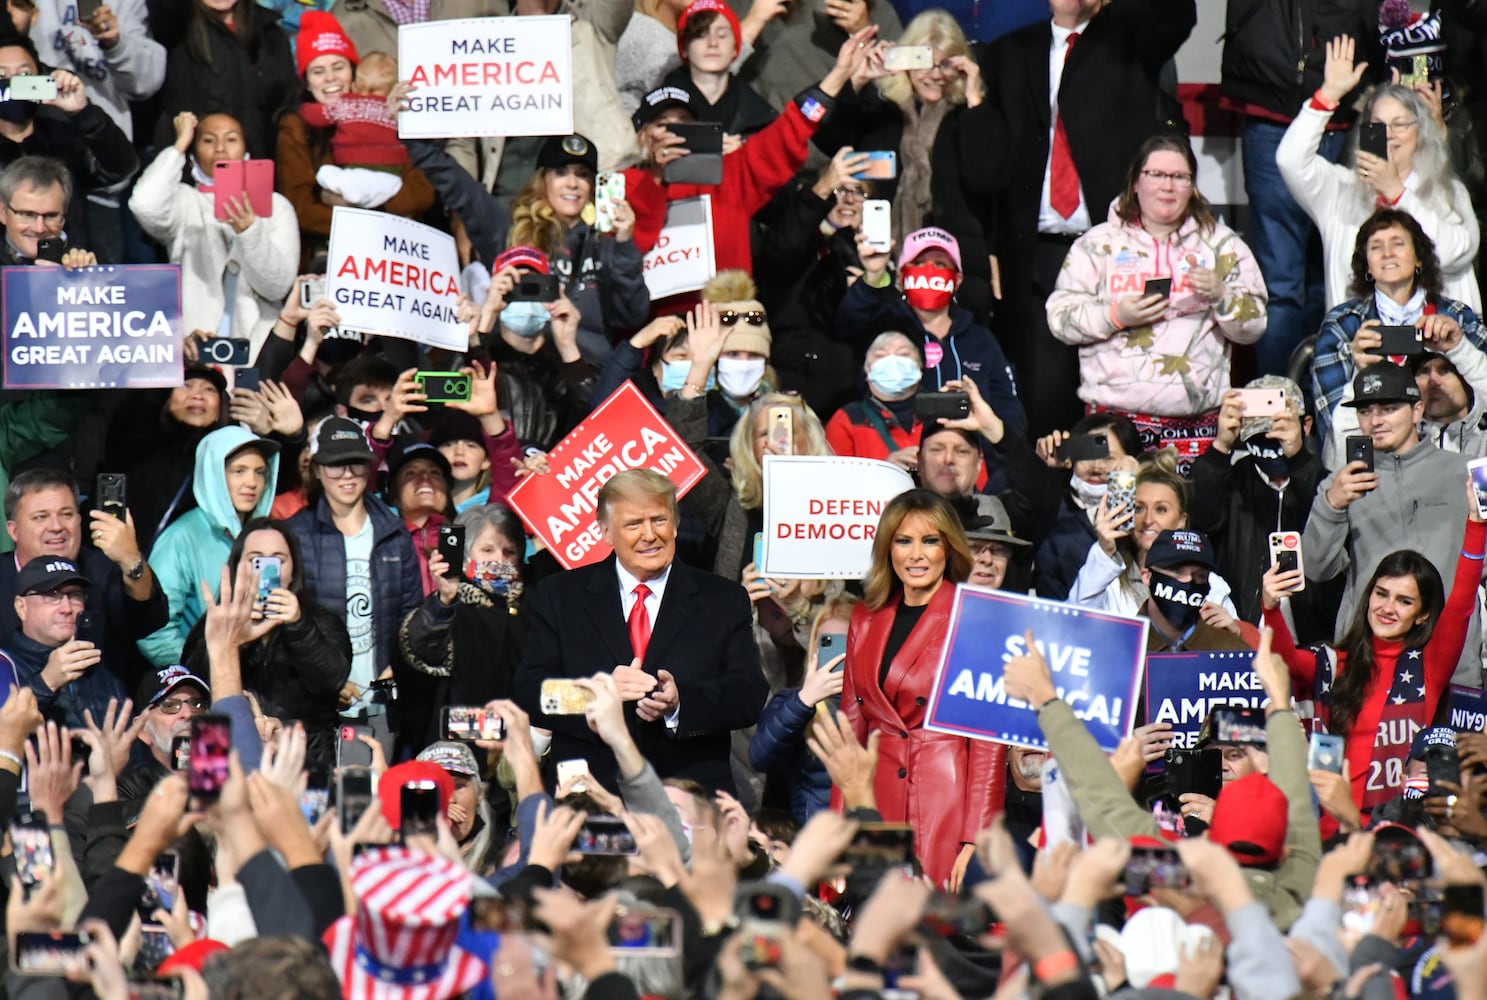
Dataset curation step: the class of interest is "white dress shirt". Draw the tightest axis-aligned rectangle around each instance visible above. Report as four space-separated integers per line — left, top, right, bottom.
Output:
616 560 680 729
1038 21 1093 235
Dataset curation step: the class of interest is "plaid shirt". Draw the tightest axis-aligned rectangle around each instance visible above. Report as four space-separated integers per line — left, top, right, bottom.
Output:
1310 294 1487 441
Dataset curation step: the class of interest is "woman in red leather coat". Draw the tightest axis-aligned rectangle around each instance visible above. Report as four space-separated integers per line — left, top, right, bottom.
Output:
842 488 1007 890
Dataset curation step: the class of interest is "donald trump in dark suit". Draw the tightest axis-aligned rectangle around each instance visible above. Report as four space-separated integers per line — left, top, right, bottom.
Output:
516 469 767 794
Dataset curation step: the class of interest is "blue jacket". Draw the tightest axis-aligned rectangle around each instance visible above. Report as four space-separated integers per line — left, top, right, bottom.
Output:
138 426 280 666
288 494 421 676
748 689 832 823
9 633 123 731
1033 499 1099 602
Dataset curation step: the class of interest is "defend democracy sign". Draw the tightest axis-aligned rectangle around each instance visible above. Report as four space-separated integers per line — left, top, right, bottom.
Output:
327 208 465 351
397 16 573 138
1144 651 1268 748
642 197 714 300
925 588 1147 752
761 455 913 578
504 381 706 569
3 265 182 389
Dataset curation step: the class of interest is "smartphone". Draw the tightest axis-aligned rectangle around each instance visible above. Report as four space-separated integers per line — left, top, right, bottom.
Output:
576 814 638 856
139 851 179 920
187 713 231 801
74 610 102 647
1268 530 1305 590
337 723 374 768
1143 276 1172 299
1425 741 1462 795
736 882 800 929
233 367 261 393
1345 435 1375 473
505 272 560 303
862 198 892 253
1444 884 1485 947
767 406 793 455
752 530 765 583
415 370 472 403
1198 705 1268 746
8 75 57 102
883 940 919 990
437 524 466 580
1308 732 1346 774
914 391 971 421
468 897 535 933
337 766 375 835
1057 433 1111 464
441 705 503 742
1106 468 1137 533
399 781 440 838
199 336 250 367
250 555 282 606
663 122 724 185
739 928 786 970
213 159 274 220
12 931 89 976
1234 388 1287 417
1161 747 1222 801
170 735 190 771
213 160 244 221
77 0 104 21
126 977 185 1000
852 151 897 181
843 822 915 871
34 237 65 264
299 786 329 826
1376 325 1424 355
816 632 844 671
1124 845 1190 894
11 812 52 889
1360 122 1389 160
607 905 681 956
540 678 594 715
1470 458 1487 521
883 44 933 70
556 758 589 788
594 171 626 235
1368 826 1432 883
299 276 326 309
97 473 126 520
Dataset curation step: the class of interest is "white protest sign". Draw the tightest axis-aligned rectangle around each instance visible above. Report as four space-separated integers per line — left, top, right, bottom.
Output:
642 197 714 300
761 455 914 578
397 16 573 138
327 208 465 351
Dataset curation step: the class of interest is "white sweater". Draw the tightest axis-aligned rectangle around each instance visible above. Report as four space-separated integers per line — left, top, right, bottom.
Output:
128 147 299 358
1276 102 1482 312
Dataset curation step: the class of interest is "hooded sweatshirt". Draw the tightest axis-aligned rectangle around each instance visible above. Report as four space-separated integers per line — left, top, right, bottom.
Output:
137 426 280 667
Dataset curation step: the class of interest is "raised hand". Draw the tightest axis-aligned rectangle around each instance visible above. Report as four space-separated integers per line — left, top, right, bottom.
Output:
1320 35 1368 104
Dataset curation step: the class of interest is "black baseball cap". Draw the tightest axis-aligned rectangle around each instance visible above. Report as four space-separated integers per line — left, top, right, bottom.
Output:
1342 362 1422 408
632 86 695 130
387 437 452 486
135 664 210 708
15 556 88 596
182 365 228 395
313 416 374 465
536 134 598 175
1145 529 1217 572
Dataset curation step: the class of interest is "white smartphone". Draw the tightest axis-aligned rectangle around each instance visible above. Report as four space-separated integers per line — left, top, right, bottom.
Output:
556 759 590 788
1234 388 1287 418
1470 458 1487 521
882 45 933 71
862 199 891 253
595 172 625 235
1268 531 1305 591
9 75 57 101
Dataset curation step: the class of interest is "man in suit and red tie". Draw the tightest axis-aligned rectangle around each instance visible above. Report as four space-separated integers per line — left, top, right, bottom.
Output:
516 469 767 795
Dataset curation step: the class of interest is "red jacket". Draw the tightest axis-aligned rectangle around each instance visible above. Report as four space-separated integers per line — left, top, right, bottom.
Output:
842 583 1006 887
623 91 830 278
825 399 989 491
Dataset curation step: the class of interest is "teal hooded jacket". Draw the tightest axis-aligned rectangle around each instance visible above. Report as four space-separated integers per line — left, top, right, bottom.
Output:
137 426 279 667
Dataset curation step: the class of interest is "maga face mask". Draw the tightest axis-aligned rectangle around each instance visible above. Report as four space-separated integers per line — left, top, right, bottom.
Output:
1149 573 1209 632
867 354 922 396
501 301 550 338
717 357 765 398
901 264 956 311
1244 434 1289 480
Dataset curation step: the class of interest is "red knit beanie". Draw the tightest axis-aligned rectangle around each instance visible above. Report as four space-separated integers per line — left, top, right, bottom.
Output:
676 0 741 60
296 12 359 79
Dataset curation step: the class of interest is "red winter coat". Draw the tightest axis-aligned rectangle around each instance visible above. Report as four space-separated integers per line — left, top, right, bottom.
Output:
842 583 1006 887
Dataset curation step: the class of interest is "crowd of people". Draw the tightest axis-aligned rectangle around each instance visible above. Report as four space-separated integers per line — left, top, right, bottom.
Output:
7 0 1487 996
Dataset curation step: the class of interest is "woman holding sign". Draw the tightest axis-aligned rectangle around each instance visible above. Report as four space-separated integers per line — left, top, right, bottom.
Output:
841 488 1004 890
1261 486 1486 825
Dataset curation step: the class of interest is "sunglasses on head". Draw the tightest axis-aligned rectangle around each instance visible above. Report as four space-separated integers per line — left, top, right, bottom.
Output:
720 309 766 327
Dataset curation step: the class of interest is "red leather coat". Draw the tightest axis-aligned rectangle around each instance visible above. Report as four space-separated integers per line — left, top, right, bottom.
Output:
842 584 1007 887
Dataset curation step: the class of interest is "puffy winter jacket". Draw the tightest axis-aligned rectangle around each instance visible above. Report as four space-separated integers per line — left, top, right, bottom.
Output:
747 689 831 824
138 426 281 666
1046 200 1268 417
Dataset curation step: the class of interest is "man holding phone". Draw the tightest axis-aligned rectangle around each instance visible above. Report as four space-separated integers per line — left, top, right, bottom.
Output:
115 664 210 804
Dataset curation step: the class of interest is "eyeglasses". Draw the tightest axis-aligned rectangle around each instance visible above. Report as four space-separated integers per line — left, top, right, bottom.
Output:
1140 170 1194 187
832 187 866 201
968 541 1010 560
5 204 63 227
921 59 959 75
320 461 370 478
156 697 208 715
1376 118 1417 134
720 309 766 327
32 590 85 606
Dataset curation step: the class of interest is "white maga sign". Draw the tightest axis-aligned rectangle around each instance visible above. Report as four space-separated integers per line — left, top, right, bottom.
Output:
327 208 465 351
761 455 914 579
398 16 573 138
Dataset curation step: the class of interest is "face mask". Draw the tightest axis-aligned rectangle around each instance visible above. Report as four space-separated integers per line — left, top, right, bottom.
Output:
1244 435 1289 480
1070 474 1107 510
901 263 956 312
471 559 521 596
717 357 765 398
0 95 36 124
343 405 382 425
659 360 715 393
867 355 922 396
1149 573 1209 632
501 301 550 338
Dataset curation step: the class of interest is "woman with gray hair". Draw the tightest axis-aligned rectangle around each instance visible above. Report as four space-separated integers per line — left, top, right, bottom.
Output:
823 330 925 474
1278 35 1480 311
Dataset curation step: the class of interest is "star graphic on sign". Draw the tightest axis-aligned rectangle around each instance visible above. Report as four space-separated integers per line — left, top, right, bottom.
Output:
1407 650 1422 659
1418 686 1427 698
1321 681 1331 693
1399 671 1414 684
1393 695 1406 705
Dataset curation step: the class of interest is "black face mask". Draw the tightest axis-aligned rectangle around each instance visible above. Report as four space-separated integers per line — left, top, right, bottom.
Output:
342 405 381 425
1149 573 1209 632
0 98 35 124
1244 434 1289 480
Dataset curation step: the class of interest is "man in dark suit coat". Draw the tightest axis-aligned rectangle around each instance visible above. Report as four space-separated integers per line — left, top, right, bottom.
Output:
979 0 1195 436
516 469 766 795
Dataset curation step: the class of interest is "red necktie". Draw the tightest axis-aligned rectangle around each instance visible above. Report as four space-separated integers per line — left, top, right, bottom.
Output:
628 583 652 662
1049 32 1081 219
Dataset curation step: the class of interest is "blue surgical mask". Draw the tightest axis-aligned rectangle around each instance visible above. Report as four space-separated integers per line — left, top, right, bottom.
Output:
501 301 550 338
659 360 714 393
867 355 922 396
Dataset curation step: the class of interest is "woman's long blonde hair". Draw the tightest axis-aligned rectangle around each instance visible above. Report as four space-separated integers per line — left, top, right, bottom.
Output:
507 170 571 258
862 489 971 610
728 394 830 509
877 10 970 108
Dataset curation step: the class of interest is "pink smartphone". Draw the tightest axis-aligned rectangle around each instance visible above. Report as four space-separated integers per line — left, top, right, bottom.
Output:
213 160 243 221
242 160 274 218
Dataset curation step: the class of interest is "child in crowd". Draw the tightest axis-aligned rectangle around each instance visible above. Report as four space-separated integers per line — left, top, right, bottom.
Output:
301 51 407 208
